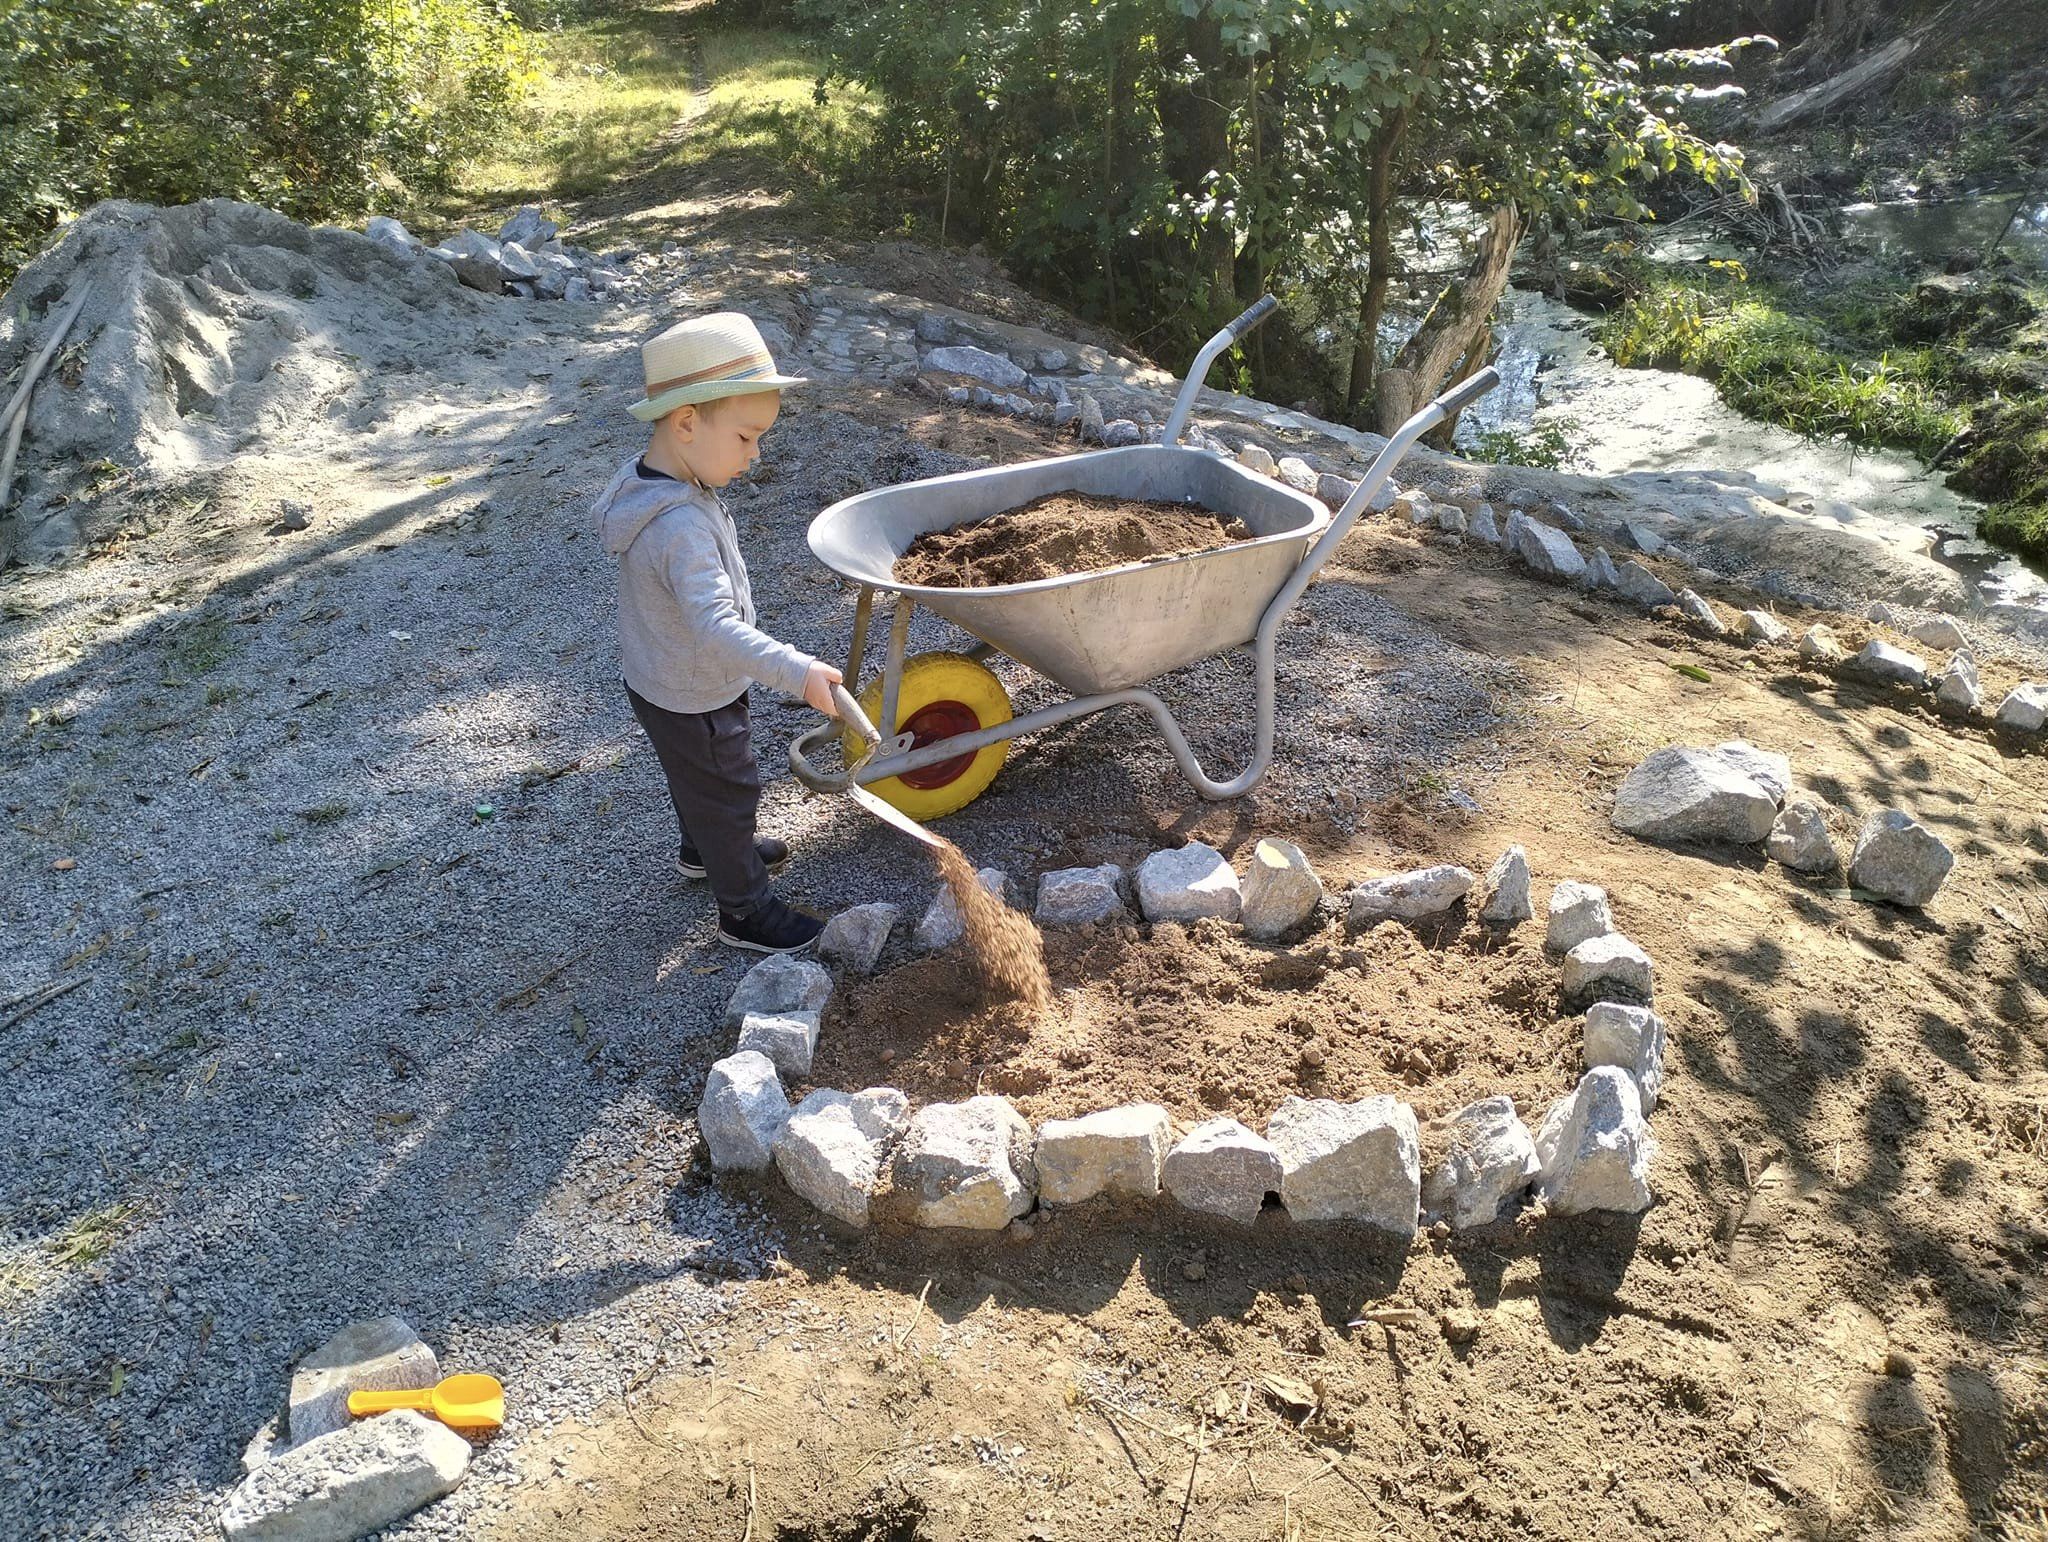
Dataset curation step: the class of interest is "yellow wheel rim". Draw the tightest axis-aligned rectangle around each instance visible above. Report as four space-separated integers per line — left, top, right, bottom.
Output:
849 651 1012 820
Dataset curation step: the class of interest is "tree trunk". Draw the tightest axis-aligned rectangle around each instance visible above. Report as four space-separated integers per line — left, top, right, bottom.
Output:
1345 108 1409 416
1375 204 1521 437
1156 11 1238 328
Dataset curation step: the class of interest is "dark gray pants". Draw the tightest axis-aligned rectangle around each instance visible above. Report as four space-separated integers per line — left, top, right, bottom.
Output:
626 683 770 918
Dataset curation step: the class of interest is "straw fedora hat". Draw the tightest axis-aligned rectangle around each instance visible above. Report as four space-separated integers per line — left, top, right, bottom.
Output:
629 312 807 422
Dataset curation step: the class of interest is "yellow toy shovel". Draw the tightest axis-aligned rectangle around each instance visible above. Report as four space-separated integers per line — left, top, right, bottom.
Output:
347 1372 505 1433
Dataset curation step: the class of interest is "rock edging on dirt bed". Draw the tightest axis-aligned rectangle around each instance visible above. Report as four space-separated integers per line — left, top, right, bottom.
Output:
696 840 1669 1239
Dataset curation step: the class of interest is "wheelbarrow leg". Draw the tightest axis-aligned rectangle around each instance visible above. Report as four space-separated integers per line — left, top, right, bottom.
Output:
845 585 875 687
880 597 913 733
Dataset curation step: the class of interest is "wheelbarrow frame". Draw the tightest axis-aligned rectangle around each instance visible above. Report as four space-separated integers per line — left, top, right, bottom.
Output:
789 295 1499 804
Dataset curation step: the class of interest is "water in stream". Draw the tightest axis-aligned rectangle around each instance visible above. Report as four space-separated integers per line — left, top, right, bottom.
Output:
1457 283 2048 618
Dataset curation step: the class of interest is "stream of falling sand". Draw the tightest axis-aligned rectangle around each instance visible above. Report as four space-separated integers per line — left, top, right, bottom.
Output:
932 838 1051 1009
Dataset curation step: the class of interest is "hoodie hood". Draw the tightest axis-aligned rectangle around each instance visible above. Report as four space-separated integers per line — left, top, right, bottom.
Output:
594 460 712 556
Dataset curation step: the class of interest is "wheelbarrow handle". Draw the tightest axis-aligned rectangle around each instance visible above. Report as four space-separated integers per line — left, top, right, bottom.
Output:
1164 293 1281 447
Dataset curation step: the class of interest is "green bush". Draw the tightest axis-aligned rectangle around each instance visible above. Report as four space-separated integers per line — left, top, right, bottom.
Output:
1 0 538 285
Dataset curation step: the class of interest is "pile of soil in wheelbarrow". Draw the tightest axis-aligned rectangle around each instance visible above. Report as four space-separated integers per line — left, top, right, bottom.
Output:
893 491 1252 587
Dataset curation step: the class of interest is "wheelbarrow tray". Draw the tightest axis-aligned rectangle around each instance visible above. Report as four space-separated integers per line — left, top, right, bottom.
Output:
807 445 1331 694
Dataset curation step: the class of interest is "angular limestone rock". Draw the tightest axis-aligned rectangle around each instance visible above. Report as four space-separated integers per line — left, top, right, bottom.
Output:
1478 846 1532 924
1848 810 1954 908
1936 652 1982 714
1276 456 1320 494
1997 683 2048 732
1236 443 1278 478
1852 639 1928 686
1435 503 1469 536
287 1318 439 1447
1136 843 1241 923
818 903 898 974
1708 740 1791 805
723 955 832 1031
1611 745 1777 844
1582 1002 1668 1110
734 1011 821 1081
1317 472 1360 510
1535 1068 1655 1215
774 1090 887 1227
1736 609 1791 644
924 344 1027 389
1677 589 1727 634
1035 864 1126 926
1615 560 1676 608
1545 880 1614 954
1584 548 1619 590
1799 623 1847 663
1562 933 1654 1005
1767 794 1838 873
699 1051 790 1173
1035 1104 1171 1206
1267 1096 1421 1235
1467 505 1501 545
1162 1118 1283 1225
498 205 558 247
1421 1096 1540 1230
1909 616 1967 650
1238 839 1323 939
891 1096 1037 1230
1510 517 1587 580
915 867 1010 950
221 1409 469 1540
1347 864 1475 925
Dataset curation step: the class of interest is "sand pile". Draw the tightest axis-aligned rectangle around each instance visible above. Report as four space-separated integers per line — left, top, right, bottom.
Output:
894 491 1251 587
0 199 493 562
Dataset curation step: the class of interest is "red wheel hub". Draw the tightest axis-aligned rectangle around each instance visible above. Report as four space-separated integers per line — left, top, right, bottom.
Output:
897 699 982 790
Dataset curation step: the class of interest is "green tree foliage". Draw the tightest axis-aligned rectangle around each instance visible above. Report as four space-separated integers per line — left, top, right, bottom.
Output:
1 0 537 281
804 0 1751 418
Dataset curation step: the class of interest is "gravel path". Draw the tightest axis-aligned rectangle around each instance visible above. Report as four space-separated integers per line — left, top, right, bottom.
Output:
0 238 1530 1534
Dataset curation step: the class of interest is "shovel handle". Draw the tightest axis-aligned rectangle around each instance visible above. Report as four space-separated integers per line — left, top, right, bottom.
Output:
348 1388 433 1418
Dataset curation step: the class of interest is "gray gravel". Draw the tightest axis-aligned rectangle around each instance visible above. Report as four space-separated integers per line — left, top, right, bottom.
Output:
0 236 1528 1538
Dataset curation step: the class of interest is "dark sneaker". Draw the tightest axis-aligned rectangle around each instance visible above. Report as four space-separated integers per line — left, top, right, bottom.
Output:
717 896 825 955
677 837 790 880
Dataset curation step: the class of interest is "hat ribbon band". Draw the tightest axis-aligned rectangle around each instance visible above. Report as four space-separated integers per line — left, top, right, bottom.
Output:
645 351 777 397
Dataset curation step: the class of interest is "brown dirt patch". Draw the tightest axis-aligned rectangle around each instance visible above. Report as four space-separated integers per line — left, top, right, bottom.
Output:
809 911 1579 1135
893 491 1250 587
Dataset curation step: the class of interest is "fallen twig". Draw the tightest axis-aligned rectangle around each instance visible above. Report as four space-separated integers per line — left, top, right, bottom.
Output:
0 287 90 561
894 1278 932 1350
495 947 593 1011
0 975 86 1032
1087 1397 1156 1488
741 1439 758 1542
1175 1412 1206 1541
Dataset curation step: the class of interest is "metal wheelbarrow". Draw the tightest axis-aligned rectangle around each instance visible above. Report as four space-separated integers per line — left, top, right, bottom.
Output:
791 294 1499 819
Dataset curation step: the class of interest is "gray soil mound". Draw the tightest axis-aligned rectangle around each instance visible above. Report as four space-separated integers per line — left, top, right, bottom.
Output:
0 199 487 562
893 491 1251 587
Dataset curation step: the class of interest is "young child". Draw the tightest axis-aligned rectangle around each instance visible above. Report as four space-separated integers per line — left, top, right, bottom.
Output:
595 312 843 953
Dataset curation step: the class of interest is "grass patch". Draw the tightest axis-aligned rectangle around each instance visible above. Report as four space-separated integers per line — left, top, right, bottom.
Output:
299 801 350 825
445 3 878 234
47 1203 135 1269
164 612 240 678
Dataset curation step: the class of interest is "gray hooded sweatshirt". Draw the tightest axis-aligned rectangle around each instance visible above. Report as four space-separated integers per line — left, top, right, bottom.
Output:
595 459 816 714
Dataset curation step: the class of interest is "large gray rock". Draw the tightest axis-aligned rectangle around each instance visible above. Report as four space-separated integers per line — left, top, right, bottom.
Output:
1614 560 1675 608
426 235 503 293
1852 640 1928 687
495 240 542 282
364 216 421 253
818 902 898 974
1435 503 1469 536
1509 517 1587 580
1035 1104 1170 1206
891 1096 1036 1229
1478 845 1531 924
1238 838 1323 939
1767 794 1838 873
220 1409 470 1541
1421 1096 1540 1230
1848 810 1954 908
1582 1002 1668 1111
1798 623 1847 663
1561 933 1654 1004
774 1090 893 1226
1611 745 1777 844
1583 548 1619 590
1535 1069 1655 1215
1236 443 1278 478
1347 864 1475 925
1267 1096 1421 1235
1677 589 1727 635
698 1052 790 1173
1162 1118 1283 1225
723 954 832 1031
915 867 1010 949
497 205 558 248
1467 505 1501 545
288 1319 438 1446
924 344 1027 389
1136 843 1241 923
1736 609 1791 644
1936 652 1982 714
1035 864 1125 926
1909 615 1967 650
1317 472 1361 510
1276 456 1320 494
1545 880 1613 954
735 1011 821 1080
1709 740 1791 805
1998 683 2048 732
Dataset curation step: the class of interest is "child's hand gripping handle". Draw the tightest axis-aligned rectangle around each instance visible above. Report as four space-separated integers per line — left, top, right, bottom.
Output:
829 682 882 754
